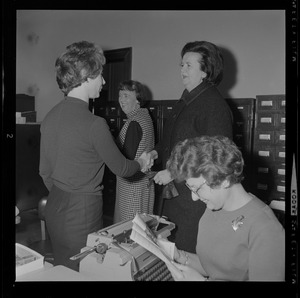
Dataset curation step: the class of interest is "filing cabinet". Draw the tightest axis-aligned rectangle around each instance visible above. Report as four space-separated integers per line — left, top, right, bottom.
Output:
90 95 286 221
225 98 255 192
252 95 286 205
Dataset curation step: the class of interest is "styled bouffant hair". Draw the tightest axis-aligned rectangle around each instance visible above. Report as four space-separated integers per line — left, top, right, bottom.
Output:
55 41 106 95
181 41 224 86
166 135 244 188
118 80 146 106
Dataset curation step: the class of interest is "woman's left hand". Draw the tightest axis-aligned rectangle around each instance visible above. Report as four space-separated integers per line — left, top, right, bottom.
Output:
153 169 173 185
168 262 207 281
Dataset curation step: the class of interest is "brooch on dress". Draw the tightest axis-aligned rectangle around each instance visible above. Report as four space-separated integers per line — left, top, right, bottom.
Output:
232 215 245 231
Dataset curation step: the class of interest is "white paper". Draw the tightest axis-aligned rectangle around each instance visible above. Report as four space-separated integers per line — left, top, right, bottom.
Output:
130 214 182 279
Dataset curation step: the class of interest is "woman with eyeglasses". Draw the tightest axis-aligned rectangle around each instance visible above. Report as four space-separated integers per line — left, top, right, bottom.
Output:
165 135 285 281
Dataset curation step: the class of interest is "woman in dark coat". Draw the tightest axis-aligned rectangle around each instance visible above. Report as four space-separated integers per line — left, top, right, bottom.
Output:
150 41 233 253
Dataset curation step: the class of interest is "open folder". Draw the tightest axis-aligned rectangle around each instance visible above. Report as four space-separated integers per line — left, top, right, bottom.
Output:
130 213 183 279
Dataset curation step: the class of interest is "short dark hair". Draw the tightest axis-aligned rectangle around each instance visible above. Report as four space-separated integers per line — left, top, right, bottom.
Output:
55 41 106 95
181 41 224 85
166 135 244 188
118 80 146 106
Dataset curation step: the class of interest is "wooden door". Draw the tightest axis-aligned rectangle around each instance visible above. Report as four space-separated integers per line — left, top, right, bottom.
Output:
90 47 132 111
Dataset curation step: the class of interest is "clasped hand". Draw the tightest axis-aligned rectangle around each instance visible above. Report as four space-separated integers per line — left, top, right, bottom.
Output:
138 151 157 173
153 169 173 185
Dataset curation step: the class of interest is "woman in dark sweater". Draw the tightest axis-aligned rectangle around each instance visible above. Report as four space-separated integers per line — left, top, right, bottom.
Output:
39 41 151 271
150 41 233 253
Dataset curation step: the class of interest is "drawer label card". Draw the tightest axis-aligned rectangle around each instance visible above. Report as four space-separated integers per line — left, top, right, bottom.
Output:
258 150 270 157
279 134 285 141
257 183 268 190
277 185 285 193
260 117 272 123
259 134 271 140
258 167 269 173
261 100 273 107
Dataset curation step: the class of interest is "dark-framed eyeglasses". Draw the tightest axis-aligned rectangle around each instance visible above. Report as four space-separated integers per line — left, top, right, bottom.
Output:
185 180 207 196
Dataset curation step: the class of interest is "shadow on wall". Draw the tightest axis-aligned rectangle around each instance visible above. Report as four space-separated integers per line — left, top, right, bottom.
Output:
218 46 238 99
143 84 154 102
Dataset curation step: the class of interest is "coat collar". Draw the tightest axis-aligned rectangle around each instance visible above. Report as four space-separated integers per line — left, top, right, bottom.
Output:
181 81 213 105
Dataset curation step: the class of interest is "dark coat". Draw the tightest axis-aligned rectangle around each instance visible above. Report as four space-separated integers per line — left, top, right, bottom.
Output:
156 81 233 253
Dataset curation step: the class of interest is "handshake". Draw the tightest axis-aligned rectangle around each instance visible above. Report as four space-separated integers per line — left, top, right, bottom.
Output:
137 150 158 173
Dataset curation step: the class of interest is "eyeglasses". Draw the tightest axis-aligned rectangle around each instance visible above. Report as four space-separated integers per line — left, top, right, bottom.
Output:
185 181 207 196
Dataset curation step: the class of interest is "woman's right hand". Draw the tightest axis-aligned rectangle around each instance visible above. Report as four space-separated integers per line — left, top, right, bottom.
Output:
148 150 158 160
153 169 173 185
138 151 153 172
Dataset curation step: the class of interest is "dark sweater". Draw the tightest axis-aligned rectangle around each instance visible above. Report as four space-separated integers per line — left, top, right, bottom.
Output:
39 97 139 194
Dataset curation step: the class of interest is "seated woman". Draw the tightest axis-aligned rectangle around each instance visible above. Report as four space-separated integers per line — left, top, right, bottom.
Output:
165 135 285 281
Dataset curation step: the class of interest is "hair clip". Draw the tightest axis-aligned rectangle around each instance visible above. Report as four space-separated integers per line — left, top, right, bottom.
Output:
232 215 245 231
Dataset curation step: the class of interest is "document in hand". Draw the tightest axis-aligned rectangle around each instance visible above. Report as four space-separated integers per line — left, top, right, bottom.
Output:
130 213 183 279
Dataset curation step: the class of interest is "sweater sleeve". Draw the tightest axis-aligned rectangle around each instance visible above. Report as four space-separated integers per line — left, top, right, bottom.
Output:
91 117 140 177
248 220 285 281
122 121 142 160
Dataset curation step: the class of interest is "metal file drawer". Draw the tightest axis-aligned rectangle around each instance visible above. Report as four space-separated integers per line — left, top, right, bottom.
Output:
275 146 286 162
253 146 276 162
255 130 275 144
255 163 285 179
275 113 286 129
106 105 119 117
94 105 106 117
256 95 286 111
161 105 174 119
119 117 127 129
274 130 286 145
275 164 286 178
256 113 276 128
106 117 119 137
147 105 160 119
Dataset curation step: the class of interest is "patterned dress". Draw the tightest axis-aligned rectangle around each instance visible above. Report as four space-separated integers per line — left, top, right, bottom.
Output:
114 107 155 222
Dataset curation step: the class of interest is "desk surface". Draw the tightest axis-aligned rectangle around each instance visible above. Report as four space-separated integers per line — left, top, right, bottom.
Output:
16 264 92 281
